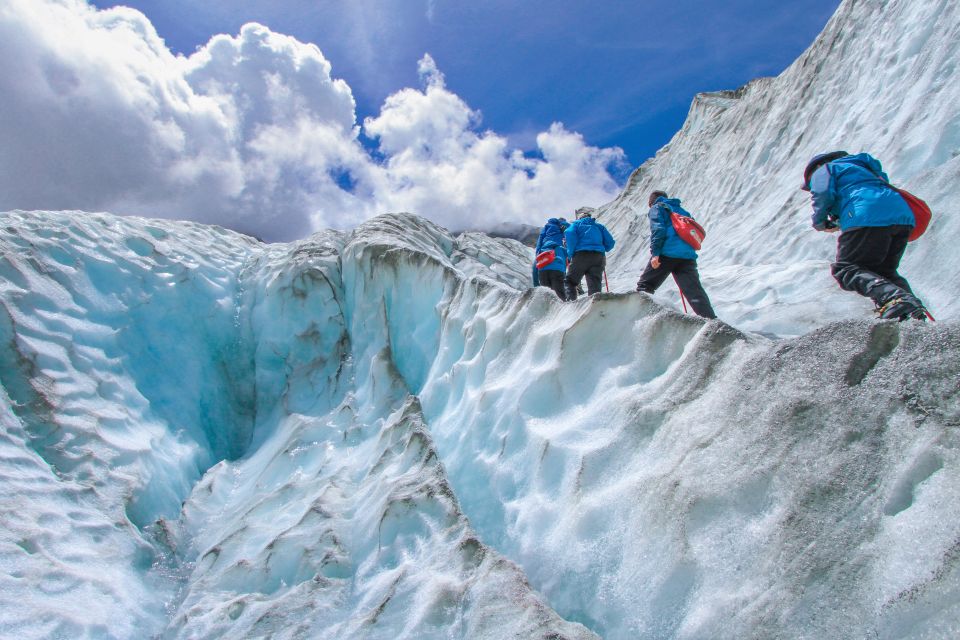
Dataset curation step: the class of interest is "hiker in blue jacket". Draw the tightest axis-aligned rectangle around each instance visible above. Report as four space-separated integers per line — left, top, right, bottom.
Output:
636 191 716 319
534 217 569 300
802 151 927 321
563 208 614 301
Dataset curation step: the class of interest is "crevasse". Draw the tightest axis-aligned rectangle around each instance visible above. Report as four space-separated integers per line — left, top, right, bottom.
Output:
2 209 959 640
0 211 598 639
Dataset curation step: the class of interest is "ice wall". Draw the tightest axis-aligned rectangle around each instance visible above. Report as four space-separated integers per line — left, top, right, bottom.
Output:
0 210 595 639
0 211 258 636
422 289 960 638
596 0 960 336
3 207 959 640
168 223 595 639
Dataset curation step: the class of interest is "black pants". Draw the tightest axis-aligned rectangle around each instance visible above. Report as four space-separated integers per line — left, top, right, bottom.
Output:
565 251 605 300
831 225 913 307
636 256 716 319
538 269 566 300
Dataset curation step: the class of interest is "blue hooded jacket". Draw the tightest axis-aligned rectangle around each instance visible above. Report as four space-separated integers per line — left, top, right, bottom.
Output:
534 218 568 272
808 153 914 231
564 217 615 258
649 197 698 260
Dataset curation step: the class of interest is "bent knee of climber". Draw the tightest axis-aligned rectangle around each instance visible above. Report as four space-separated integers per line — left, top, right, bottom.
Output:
830 262 858 291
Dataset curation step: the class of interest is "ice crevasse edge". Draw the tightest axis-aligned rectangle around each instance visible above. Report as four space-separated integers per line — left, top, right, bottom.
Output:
1 209 959 640
0 210 596 639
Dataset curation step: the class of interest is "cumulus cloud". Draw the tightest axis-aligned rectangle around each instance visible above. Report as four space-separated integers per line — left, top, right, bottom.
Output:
0 0 625 241
364 55 625 230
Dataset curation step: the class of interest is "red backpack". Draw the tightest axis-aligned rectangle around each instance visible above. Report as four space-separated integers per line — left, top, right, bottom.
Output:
863 164 931 241
670 212 706 250
895 188 931 242
535 249 556 269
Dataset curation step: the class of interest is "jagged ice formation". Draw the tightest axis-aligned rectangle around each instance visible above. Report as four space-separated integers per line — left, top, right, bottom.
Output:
2 208 960 639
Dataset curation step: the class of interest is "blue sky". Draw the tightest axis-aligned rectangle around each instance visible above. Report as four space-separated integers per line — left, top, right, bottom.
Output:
1 0 840 240
89 0 839 167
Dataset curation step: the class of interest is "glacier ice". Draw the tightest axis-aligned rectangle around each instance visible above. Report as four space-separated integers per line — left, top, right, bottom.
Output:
3 0 960 638
2 207 960 640
595 0 960 335
0 211 598 639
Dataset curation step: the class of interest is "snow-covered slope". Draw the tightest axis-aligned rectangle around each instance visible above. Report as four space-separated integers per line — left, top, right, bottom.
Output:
597 0 960 336
3 208 960 640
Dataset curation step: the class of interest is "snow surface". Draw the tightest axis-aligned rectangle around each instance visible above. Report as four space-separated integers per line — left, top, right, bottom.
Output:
2 206 960 639
596 0 960 336
3 0 960 638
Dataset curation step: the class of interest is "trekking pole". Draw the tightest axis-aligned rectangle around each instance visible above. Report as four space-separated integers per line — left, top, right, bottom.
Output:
679 291 688 314
603 270 610 292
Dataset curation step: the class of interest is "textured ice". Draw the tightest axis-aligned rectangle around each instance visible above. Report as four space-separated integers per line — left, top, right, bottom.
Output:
3 206 960 639
0 211 596 639
596 0 960 336
3 0 960 638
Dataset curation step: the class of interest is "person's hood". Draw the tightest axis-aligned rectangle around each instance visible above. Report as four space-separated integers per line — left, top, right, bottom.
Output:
655 196 683 209
829 152 881 174
802 150 850 188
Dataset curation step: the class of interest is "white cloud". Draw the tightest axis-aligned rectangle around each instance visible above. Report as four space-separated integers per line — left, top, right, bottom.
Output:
364 55 625 230
0 0 625 241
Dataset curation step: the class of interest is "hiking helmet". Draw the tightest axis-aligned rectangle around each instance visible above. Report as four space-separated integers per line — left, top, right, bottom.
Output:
648 190 668 206
802 151 848 190
575 207 594 220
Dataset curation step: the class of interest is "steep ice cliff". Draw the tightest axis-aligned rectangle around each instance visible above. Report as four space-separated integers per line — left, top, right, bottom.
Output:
597 0 960 336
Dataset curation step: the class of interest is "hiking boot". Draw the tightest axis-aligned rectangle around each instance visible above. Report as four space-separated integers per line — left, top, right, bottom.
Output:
877 295 927 322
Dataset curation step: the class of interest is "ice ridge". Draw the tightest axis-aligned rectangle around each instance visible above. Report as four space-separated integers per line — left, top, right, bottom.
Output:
0 210 596 639
3 208 960 640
